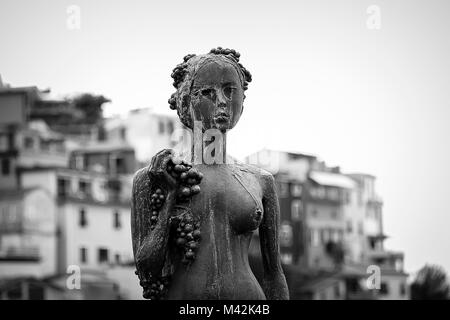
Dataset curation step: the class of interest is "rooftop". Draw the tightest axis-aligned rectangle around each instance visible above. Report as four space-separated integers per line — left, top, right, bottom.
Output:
71 141 134 154
0 187 40 201
309 171 357 189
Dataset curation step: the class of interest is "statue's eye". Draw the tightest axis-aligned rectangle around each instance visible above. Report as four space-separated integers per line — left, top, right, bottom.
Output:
201 88 214 98
223 86 235 99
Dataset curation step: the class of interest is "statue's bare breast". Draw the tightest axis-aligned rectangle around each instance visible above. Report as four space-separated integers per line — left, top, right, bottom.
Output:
166 164 266 300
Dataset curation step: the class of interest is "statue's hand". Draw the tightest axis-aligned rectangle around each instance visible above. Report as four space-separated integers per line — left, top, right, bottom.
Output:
148 149 178 191
148 149 203 201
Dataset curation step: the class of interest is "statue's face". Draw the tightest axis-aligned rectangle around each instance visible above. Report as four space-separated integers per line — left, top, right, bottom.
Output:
189 60 244 131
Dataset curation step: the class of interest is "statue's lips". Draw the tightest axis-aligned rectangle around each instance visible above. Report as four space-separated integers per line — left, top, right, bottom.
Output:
214 115 230 123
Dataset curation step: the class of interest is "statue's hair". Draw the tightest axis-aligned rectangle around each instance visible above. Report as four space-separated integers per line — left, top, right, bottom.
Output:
168 47 252 128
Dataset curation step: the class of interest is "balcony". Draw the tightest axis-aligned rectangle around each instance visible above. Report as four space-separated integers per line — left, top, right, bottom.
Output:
56 174 131 205
366 250 404 273
0 247 41 262
18 149 68 168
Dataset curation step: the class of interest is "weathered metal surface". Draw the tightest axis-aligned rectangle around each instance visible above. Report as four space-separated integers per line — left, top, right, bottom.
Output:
131 48 289 300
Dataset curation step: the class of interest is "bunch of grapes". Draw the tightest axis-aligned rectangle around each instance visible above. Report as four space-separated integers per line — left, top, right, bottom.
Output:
135 270 170 300
138 156 204 299
166 157 203 202
165 157 204 265
149 188 165 230
172 213 202 265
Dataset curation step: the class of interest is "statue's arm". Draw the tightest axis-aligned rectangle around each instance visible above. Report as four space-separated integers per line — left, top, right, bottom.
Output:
259 173 290 300
131 151 176 276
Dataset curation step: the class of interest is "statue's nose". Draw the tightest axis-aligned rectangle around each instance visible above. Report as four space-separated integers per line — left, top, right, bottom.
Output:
216 90 227 108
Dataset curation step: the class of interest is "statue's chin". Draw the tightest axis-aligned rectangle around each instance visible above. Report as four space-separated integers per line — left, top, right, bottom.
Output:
213 123 230 132
200 121 232 132
214 117 239 132
190 119 237 132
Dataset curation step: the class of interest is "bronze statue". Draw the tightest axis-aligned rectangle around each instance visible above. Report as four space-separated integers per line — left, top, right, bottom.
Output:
131 48 289 300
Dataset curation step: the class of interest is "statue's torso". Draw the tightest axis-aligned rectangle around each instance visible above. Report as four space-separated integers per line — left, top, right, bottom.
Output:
167 164 266 299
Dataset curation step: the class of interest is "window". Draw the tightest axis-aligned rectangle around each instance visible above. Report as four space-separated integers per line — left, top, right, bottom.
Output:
395 259 403 272
311 229 320 246
291 200 302 221
24 136 34 149
400 283 406 296
120 127 126 140
318 187 326 198
39 139 50 151
0 135 8 151
6 285 22 300
380 282 389 295
358 222 364 235
57 178 69 197
334 283 341 299
280 223 293 247
114 156 125 174
278 182 289 198
113 211 121 229
312 186 326 199
158 121 165 134
167 121 174 134
98 248 109 264
337 230 344 242
331 229 340 242
2 282 44 300
78 180 91 197
1 158 10 175
320 229 330 244
369 238 376 250
281 253 292 265
327 188 339 201
80 247 88 263
75 155 84 170
28 283 45 300
358 190 363 206
291 184 302 197
372 210 378 220
54 141 65 153
346 220 353 233
344 191 351 204
115 253 121 265
79 208 87 227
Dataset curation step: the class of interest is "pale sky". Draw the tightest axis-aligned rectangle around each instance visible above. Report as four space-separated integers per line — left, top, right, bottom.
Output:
1 0 449 276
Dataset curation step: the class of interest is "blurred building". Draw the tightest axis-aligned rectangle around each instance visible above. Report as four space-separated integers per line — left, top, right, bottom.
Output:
0 188 57 278
246 149 408 300
1 81 408 300
346 173 408 300
104 108 189 163
11 145 141 299
0 270 122 300
0 86 69 189
302 170 355 270
0 84 142 299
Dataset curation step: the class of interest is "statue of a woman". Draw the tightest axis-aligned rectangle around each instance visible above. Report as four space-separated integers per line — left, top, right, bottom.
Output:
131 48 289 300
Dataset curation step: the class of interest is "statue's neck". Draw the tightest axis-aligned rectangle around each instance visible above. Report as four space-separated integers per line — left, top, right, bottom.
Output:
190 129 227 165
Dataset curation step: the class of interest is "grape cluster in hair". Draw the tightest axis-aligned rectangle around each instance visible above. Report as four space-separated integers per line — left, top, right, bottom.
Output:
168 47 252 111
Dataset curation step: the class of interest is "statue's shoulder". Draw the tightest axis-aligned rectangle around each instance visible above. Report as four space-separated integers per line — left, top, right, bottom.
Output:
132 165 152 208
132 166 150 191
229 159 275 189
